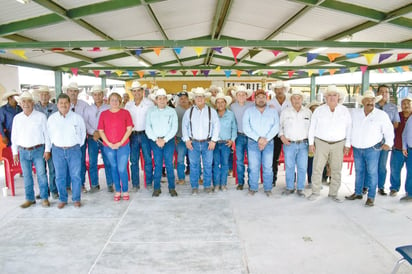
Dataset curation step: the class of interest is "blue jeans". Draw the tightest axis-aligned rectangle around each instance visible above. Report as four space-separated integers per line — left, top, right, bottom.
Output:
405 148 412 196
353 146 381 199
390 149 407 192
213 142 231 187
378 149 389 189
65 141 86 188
87 137 113 188
188 140 214 189
19 146 48 201
46 155 58 194
151 139 175 190
235 135 249 186
248 138 274 191
52 145 82 203
176 137 188 180
283 142 308 191
104 144 130 193
130 133 153 188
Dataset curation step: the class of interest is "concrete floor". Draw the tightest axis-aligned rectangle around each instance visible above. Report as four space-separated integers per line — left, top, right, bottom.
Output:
0 164 411 274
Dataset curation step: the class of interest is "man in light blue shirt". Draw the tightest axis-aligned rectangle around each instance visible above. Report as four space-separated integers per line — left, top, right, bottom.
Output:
146 89 178 197
243 89 279 196
182 87 220 194
401 116 412 202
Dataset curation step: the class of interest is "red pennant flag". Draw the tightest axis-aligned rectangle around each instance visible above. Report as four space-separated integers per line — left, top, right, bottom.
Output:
360 66 368 74
397 53 409 61
93 70 100 77
267 71 273 76
70 68 78 76
272 50 281 57
191 70 198 76
51 48 65 52
230 47 243 63
378 68 383 73
288 70 295 78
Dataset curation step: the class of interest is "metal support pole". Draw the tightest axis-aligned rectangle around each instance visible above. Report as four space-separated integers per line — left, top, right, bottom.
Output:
54 71 62 97
310 74 316 102
361 69 370 95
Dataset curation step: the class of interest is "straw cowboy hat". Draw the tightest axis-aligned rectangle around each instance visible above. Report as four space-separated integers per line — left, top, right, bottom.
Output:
149 88 172 101
188 87 211 99
231 85 253 98
356 90 382 105
87 85 107 96
290 89 305 99
63 82 81 93
322 85 347 104
208 85 223 94
307 101 322 109
2 89 20 101
129 81 147 91
211 92 232 106
273 80 289 90
33 85 56 98
18 91 34 102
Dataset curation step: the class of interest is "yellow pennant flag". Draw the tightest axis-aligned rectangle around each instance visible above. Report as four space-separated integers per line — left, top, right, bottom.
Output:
287 52 302 63
363 53 376 65
194 47 203 57
215 66 221 72
153 48 162 56
114 70 123 77
236 70 242 77
136 71 144 78
11 49 27 60
349 67 357 73
160 70 167 77
61 67 69 72
307 70 314 77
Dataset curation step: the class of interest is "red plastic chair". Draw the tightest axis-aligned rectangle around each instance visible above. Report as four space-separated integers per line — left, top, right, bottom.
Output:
343 147 354 175
1 147 22 196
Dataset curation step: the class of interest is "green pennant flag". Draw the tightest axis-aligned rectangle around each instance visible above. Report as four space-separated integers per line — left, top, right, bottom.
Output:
287 52 302 63
248 49 262 59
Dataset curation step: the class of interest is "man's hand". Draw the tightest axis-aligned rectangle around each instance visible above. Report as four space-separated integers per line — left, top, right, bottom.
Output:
185 140 193 151
156 138 165 148
258 137 268 151
280 135 290 145
13 155 19 165
403 149 408 157
44 152 51 161
381 144 391 151
93 131 100 141
208 141 216 150
225 140 233 147
309 145 316 154
343 146 350 155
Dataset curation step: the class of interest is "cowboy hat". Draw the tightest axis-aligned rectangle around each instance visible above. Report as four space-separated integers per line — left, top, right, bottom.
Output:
129 81 147 91
231 85 253 98
307 101 322 110
273 80 288 89
322 85 347 104
149 88 172 101
2 89 20 101
18 91 34 102
63 82 81 93
87 85 107 96
208 85 223 94
290 89 305 99
211 92 232 106
188 87 211 100
32 85 56 100
356 90 382 105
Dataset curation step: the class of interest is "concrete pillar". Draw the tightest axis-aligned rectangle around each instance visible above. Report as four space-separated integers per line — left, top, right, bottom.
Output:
54 71 62 97
101 77 107 89
360 69 369 95
310 74 316 102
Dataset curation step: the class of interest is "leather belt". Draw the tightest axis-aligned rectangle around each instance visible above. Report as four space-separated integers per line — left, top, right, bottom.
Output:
237 132 246 136
54 145 77 150
191 138 211 142
316 138 345 145
217 140 229 144
19 144 44 151
289 139 308 144
131 130 145 135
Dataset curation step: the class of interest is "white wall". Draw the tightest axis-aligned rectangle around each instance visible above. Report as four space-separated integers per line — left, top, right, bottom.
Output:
0 65 19 99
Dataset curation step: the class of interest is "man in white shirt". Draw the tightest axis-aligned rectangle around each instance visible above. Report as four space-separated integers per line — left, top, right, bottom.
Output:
268 81 291 187
48 94 86 209
308 85 352 202
345 91 393 207
12 92 51 208
125 81 154 191
279 89 312 197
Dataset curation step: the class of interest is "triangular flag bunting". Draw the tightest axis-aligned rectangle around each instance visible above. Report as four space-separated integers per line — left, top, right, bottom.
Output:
11 49 27 60
153 48 162 56
306 53 319 63
267 71 273 76
104 70 112 77
360 66 368 74
0 49 6 54
212 47 223 53
169 70 177 74
51 48 65 52
298 71 306 77
160 71 167 77
180 70 187 76
70 68 79 76
339 68 348 74
202 70 210 77
230 47 243 63
327 53 342 62
397 53 409 61
402 66 410 72
318 69 325 76
236 70 242 77
307 70 314 77
287 52 302 63
246 70 253 76
378 53 392 63
377 68 383 73
215 66 221 72
137 71 144 78
248 49 262 58
363 53 376 65
93 70 100 77
72 47 82 51
114 70 123 77
127 71 133 77
149 71 156 77
328 69 337 75
61 67 69 72
191 70 198 76
272 50 281 57
89 47 101 52
349 67 357 73
224 70 231 78
135 48 143 56
287 70 295 78
173 47 182 55
345 53 360 59
395 67 403 73
194 47 203 57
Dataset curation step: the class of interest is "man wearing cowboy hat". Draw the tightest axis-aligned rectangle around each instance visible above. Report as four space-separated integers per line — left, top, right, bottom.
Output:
308 85 352 202
375 85 400 196
125 80 154 191
145 89 178 197
0 89 22 146
33 85 59 200
11 91 51 208
212 93 237 191
64 82 89 193
279 89 312 197
84 85 113 193
390 97 412 197
230 85 253 190
268 80 291 187
401 111 412 202
345 91 393 207
243 89 279 196
182 87 220 195
175 91 192 184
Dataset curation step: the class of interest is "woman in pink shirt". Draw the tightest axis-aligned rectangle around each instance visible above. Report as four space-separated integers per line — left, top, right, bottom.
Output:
98 93 133 201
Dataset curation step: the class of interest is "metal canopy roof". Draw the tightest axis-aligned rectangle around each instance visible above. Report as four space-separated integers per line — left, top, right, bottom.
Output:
0 0 411 81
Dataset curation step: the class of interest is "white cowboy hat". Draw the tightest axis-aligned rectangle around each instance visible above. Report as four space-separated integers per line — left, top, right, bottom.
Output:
188 87 211 100
87 85 107 96
322 85 347 104
356 90 383 105
307 101 322 109
290 89 305 99
129 81 147 91
208 85 223 94
231 85 253 98
273 80 287 89
401 96 412 102
2 89 20 101
63 82 81 93
211 92 232 106
32 85 56 99
18 91 34 102
149 88 172 101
